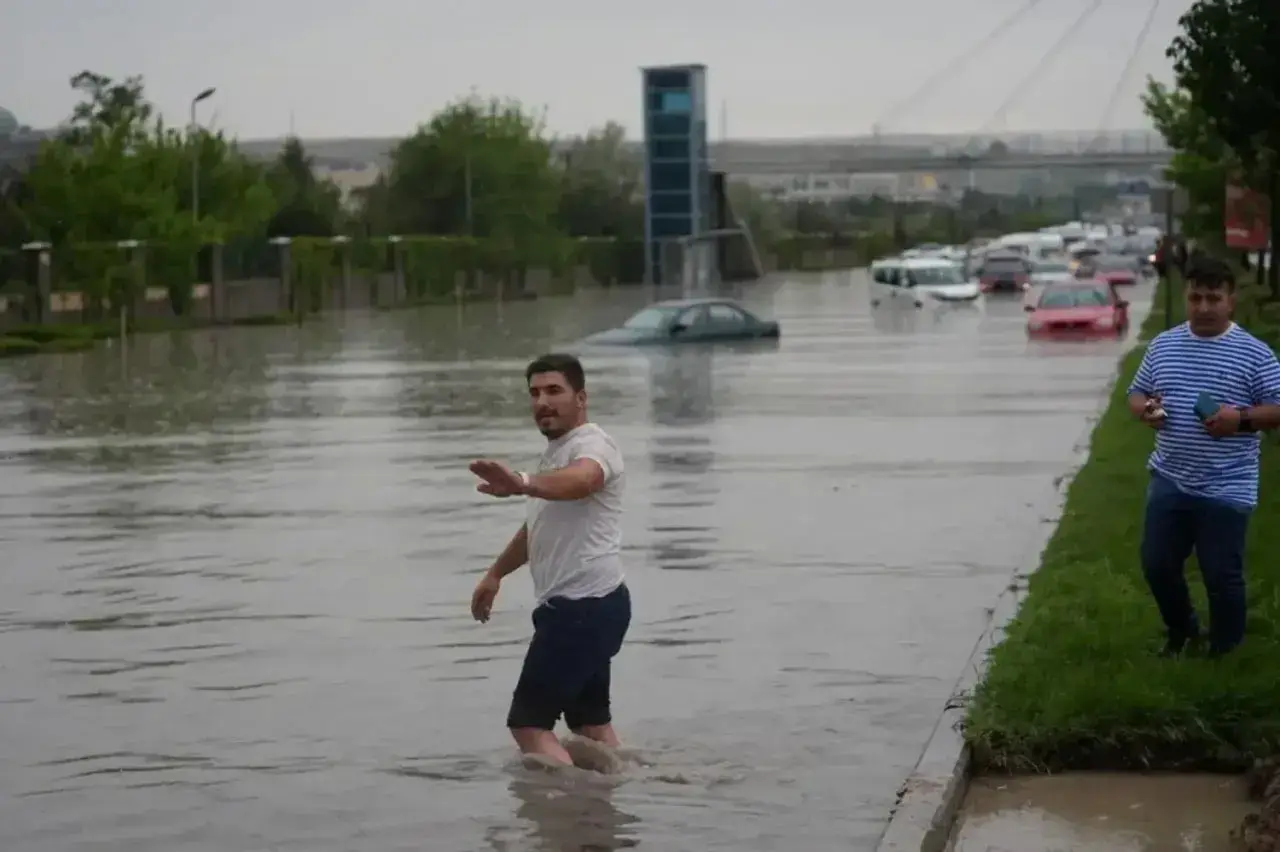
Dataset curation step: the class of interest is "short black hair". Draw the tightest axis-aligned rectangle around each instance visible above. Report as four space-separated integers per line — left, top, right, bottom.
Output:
526 353 585 392
1185 253 1236 291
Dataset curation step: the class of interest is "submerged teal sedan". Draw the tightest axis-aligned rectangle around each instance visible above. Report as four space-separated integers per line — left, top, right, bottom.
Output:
581 298 781 346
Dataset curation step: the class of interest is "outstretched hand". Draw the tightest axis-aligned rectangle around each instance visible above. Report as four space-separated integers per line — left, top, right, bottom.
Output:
470 460 526 497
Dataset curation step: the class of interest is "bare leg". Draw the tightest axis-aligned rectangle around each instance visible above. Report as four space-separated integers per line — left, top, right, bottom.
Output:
510 727 573 765
563 726 623 774
571 723 620 747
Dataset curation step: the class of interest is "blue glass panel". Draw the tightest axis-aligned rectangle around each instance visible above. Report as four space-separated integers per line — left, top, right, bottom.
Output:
649 192 692 216
661 91 692 113
649 162 691 192
646 70 691 89
649 113 691 137
650 216 692 237
647 138 690 160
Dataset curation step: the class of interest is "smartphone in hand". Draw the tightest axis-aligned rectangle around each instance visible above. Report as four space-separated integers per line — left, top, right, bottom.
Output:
1194 391 1219 421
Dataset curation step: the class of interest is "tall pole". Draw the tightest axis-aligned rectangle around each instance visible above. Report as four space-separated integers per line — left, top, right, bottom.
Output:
1164 185 1175 329
190 87 216 225
464 154 474 236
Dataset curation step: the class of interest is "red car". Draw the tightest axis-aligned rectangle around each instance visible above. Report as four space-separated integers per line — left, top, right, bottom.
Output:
1094 255 1140 286
1025 280 1129 338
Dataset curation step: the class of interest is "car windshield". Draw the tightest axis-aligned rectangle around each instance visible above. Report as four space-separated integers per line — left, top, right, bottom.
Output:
1039 286 1110 308
909 265 963 285
623 306 678 329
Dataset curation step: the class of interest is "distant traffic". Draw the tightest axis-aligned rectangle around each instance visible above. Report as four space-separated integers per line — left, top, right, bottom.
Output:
872 219 1160 340
575 220 1164 348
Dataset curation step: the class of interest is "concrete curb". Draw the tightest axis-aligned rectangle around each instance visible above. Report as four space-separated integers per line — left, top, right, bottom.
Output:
873 575 1022 852
874 310 1152 852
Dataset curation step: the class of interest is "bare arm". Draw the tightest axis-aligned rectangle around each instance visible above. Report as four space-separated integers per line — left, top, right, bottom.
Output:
1246 355 1280 431
523 459 606 502
1243 404 1280 431
485 524 528 581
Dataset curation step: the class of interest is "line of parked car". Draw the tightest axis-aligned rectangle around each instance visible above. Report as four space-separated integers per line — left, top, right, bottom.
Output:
574 221 1164 347
871 220 1160 338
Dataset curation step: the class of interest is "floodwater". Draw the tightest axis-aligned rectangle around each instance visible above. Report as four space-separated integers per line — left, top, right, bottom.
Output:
0 271 1152 851
949 774 1253 851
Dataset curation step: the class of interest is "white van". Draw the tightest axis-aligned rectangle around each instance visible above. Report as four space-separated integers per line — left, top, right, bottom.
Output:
870 257 981 308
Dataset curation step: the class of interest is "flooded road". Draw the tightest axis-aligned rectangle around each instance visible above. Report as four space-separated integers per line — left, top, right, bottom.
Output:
950 774 1252 851
0 272 1152 851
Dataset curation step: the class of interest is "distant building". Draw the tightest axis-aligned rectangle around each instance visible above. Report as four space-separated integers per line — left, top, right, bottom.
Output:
312 161 381 209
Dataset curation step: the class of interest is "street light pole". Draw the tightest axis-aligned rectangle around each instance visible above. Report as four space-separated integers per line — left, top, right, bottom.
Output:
190 87 216 224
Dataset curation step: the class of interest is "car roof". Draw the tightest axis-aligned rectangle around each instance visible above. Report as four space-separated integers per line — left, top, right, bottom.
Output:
901 257 959 269
648 297 745 309
1043 278 1110 289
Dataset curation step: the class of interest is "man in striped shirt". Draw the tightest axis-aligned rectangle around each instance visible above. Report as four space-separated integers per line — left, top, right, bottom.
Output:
1127 256 1280 657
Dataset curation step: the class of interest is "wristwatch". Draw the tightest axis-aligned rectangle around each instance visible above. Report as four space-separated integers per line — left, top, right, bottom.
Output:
1239 409 1255 433
516 471 531 492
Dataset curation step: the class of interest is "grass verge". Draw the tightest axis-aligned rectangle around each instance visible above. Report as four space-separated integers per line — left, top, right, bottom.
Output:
0 313 293 361
963 273 1280 773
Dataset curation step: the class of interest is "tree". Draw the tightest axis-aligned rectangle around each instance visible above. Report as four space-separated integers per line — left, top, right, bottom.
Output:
375 95 561 246
14 71 276 313
62 71 152 144
19 73 274 246
1166 0 1279 291
1141 79 1231 248
265 137 343 237
556 122 642 238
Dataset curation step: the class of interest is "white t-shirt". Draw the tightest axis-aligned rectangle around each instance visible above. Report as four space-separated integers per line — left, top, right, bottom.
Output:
526 423 625 604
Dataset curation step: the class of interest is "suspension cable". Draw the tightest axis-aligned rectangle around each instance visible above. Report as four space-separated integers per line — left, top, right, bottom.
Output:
967 0 1105 150
1087 0 1162 151
873 0 1049 132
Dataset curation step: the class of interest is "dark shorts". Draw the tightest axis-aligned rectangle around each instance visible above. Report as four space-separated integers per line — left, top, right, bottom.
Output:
506 583 631 731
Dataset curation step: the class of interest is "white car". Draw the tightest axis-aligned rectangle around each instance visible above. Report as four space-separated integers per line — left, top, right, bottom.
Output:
1030 259 1074 288
870 257 982 308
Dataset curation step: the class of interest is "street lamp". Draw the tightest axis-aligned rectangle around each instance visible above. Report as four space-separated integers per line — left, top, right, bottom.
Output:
190 87 216 224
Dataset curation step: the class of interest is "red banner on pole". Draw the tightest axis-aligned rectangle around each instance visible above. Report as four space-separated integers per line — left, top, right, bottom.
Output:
1224 183 1270 251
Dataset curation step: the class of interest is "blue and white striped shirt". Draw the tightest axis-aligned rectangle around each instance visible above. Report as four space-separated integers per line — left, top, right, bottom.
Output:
1129 322 1280 509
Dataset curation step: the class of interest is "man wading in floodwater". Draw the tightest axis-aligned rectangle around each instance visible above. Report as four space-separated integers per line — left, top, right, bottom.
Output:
468 353 630 766
1127 256 1280 657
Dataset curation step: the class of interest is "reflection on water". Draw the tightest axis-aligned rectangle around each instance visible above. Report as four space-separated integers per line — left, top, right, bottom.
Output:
497 772 640 851
0 272 1153 851
646 347 721 572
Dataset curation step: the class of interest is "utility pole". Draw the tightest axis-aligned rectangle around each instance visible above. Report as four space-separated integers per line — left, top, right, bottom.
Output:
1163 185 1175 329
190 87 216 225
464 154 474 236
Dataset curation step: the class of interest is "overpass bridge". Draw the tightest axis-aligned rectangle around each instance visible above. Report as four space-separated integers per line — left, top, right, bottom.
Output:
709 146 1171 177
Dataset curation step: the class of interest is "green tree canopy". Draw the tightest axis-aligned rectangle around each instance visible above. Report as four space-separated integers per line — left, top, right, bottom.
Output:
556 122 643 238
18 70 275 246
375 95 561 246
1141 78 1230 247
1163 0 1278 288
1167 0 1279 179
265 137 344 238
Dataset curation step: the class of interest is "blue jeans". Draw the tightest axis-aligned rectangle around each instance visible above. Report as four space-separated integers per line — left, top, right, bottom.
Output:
1140 473 1250 653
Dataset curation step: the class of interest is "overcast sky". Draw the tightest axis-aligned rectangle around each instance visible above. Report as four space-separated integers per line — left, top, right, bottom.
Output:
4 0 1189 141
